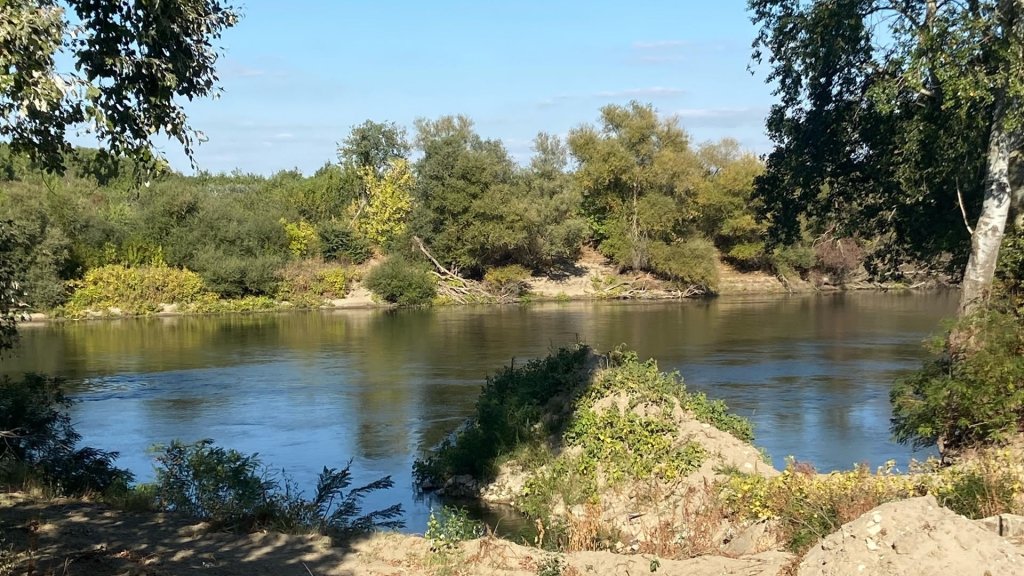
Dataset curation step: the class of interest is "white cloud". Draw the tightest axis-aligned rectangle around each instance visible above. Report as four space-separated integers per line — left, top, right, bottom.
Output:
674 107 769 128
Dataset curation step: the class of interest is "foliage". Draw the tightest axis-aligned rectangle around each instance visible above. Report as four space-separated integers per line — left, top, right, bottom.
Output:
483 264 532 299
414 346 593 484
0 373 131 495
281 219 321 259
151 439 403 537
278 259 350 305
185 294 278 314
0 220 25 351
769 243 815 280
276 260 349 307
415 346 754 524
0 0 239 172
425 506 484 550
647 238 719 292
749 0 1022 287
569 102 701 274
725 450 1024 553
63 263 209 316
364 256 437 306
319 219 373 264
353 158 414 247
890 310 1024 453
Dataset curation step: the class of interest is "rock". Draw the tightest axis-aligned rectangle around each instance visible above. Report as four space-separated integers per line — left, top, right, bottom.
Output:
798 495 1024 576
438 474 478 498
723 521 776 556
976 514 1024 540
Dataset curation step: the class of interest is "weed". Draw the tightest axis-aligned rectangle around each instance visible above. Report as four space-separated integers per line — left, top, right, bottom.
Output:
426 506 485 550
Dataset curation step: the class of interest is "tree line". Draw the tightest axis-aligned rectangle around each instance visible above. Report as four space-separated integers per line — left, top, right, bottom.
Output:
2 101 957 313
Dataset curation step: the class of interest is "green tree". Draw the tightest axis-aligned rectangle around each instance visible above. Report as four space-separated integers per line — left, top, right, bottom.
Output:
568 102 713 288
0 0 239 173
353 158 414 247
750 0 1023 313
410 115 518 275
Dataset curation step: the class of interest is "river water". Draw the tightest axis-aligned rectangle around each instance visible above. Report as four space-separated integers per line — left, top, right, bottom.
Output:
2 292 957 533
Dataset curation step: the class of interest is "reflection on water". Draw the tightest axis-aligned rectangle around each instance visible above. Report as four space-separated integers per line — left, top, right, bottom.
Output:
2 291 958 533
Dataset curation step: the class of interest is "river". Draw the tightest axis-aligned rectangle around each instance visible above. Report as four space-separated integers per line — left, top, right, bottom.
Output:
2 291 957 533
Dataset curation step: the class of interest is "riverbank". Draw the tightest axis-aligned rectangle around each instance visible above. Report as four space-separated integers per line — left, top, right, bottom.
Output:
16 248 949 324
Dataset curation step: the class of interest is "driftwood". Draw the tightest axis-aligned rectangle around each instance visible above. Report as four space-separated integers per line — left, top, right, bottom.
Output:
411 236 517 304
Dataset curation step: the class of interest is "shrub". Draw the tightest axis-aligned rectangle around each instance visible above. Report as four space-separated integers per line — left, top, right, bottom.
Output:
191 250 284 298
770 243 815 279
276 260 349 306
415 346 754 520
151 439 403 537
726 241 766 271
647 238 719 292
890 310 1024 454
64 264 208 316
364 257 436 306
483 264 531 299
425 506 484 550
319 219 373 264
814 237 865 283
0 373 131 495
281 219 321 259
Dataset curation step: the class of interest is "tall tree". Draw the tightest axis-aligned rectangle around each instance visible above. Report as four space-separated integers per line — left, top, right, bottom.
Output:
750 0 1023 314
568 102 702 271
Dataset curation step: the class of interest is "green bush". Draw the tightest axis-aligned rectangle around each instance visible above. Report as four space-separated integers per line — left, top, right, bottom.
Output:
648 238 719 292
276 260 349 307
152 439 403 537
770 243 815 279
319 220 373 264
425 506 484 550
483 264 531 299
64 264 208 316
891 310 1024 454
364 257 437 306
192 250 284 298
0 373 131 495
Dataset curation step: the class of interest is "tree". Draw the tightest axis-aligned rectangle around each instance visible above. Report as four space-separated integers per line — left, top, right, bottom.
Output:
750 0 1023 314
339 120 410 229
353 158 414 247
1 0 239 347
568 102 714 288
1 0 239 173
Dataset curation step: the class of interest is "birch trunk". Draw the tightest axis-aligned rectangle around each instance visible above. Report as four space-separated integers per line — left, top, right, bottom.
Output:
959 95 1013 315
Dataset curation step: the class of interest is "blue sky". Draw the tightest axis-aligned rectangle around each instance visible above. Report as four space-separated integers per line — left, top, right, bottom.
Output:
162 0 776 175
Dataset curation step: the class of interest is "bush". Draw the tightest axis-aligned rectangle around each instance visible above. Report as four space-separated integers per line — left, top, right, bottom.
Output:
191 250 284 298
770 243 815 279
0 374 131 495
648 238 719 292
425 506 484 550
319 220 373 264
64 263 209 316
364 257 437 306
152 439 403 537
276 260 349 306
814 237 865 283
890 310 1024 454
281 219 321 259
483 264 531 299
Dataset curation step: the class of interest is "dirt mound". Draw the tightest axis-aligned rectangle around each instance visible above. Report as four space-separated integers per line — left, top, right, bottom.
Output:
798 495 1024 576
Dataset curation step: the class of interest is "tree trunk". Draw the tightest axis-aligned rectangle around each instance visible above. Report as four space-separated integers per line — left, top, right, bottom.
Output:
959 95 1013 315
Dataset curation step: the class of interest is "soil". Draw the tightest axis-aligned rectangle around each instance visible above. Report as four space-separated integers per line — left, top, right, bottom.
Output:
0 492 794 576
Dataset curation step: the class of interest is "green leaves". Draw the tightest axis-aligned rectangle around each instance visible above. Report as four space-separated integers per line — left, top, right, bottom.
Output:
0 0 240 174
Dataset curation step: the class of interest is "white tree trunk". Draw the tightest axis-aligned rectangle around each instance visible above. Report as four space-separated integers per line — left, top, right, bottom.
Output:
959 96 1013 315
